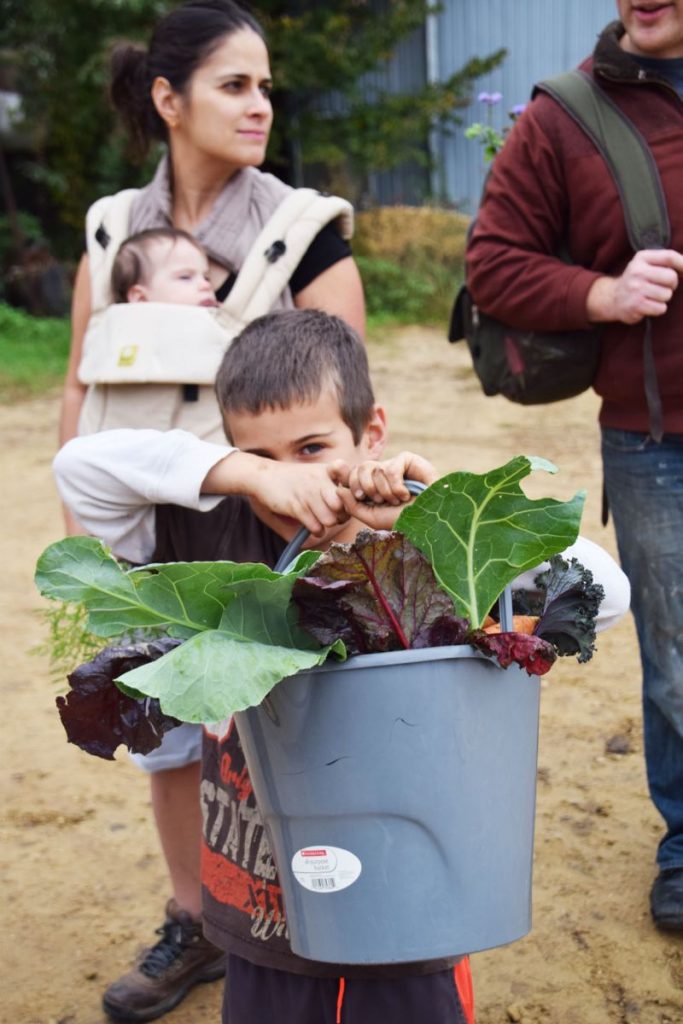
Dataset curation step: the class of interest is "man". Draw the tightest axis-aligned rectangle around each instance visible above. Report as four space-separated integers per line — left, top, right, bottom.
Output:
467 1 683 931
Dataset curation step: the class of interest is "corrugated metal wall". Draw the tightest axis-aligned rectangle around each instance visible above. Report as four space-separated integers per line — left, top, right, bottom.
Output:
434 0 618 213
363 19 430 206
368 0 618 210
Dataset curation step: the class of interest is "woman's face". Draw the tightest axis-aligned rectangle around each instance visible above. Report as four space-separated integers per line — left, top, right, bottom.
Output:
173 29 273 172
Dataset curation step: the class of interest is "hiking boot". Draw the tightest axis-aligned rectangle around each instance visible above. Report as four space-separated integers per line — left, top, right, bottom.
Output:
102 900 226 1022
650 867 683 932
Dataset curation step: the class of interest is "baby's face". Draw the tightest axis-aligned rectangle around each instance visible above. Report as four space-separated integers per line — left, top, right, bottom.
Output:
135 238 218 306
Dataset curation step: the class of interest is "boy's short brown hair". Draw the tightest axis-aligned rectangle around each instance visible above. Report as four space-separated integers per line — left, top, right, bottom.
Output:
110 227 205 303
215 310 374 443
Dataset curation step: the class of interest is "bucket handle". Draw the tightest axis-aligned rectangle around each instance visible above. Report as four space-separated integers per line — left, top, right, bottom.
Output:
273 478 513 632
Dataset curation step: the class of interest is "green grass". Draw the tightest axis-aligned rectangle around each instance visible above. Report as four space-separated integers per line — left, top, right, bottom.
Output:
0 303 70 401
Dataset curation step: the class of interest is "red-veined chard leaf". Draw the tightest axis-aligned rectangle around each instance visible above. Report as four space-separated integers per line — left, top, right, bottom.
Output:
397 456 584 627
293 530 469 655
57 637 183 760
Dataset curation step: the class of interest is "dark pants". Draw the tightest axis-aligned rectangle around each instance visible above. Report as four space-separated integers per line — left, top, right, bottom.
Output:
602 429 683 869
222 954 474 1024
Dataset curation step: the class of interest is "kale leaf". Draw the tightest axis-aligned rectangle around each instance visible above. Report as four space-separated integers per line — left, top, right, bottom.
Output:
533 556 605 663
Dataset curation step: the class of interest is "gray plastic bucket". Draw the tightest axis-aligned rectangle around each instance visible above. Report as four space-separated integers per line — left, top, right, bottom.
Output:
235 643 541 965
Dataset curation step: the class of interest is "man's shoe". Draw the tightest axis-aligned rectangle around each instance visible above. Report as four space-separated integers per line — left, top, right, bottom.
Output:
102 900 226 1022
650 867 683 932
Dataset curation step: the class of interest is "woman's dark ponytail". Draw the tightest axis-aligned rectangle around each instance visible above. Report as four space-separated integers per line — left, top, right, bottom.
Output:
109 1 265 158
109 42 161 159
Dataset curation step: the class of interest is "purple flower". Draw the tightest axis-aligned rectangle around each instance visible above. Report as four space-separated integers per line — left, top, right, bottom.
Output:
478 90 502 106
510 103 527 117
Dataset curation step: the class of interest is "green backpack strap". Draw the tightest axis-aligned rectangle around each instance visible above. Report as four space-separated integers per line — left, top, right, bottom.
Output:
534 69 669 442
533 70 670 251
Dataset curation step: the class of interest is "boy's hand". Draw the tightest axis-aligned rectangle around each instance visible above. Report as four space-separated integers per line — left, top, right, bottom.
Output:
332 452 437 531
205 453 348 537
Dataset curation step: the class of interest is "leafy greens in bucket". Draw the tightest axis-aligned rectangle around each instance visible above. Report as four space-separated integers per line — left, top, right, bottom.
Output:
35 455 590 756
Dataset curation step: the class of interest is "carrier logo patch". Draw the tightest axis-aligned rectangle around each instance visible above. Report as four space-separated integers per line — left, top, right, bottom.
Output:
118 344 139 367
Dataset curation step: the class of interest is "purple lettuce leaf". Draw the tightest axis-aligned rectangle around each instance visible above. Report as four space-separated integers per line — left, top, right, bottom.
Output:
469 630 557 676
293 530 468 655
56 637 183 760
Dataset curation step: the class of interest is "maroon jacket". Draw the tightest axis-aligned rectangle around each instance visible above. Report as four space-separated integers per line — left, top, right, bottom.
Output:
467 21 683 435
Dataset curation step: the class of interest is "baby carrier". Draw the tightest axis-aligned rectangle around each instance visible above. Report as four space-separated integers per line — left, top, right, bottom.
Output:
77 187 354 442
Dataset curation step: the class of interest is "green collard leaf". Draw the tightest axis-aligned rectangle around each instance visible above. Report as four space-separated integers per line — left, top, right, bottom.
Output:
116 630 343 724
35 537 146 637
35 537 298 639
397 456 585 627
218 575 321 651
128 560 280 635
117 568 343 722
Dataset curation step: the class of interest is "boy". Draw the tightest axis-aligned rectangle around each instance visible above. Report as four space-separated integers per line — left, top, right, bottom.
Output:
54 310 628 1024
110 227 219 307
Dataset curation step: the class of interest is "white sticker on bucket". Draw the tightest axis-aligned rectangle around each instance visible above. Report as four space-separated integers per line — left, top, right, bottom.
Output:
292 846 362 894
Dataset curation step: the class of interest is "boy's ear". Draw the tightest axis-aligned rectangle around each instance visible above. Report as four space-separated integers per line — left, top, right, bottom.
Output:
362 405 388 457
127 284 149 303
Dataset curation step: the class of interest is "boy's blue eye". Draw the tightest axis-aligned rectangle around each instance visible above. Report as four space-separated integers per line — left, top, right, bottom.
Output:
301 443 324 456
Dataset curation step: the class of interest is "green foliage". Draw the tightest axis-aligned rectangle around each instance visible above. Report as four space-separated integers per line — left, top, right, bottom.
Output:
3 0 163 253
3 0 505 256
355 205 469 323
464 95 526 164
357 256 435 324
464 122 506 164
0 303 70 399
0 212 43 266
397 456 585 627
33 601 102 687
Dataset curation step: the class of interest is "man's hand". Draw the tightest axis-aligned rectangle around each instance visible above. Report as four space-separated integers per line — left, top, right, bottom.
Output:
203 452 348 537
587 249 683 324
331 452 438 532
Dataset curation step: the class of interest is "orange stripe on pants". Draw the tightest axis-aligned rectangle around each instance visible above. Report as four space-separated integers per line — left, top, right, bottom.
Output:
336 977 346 1023
454 957 475 1024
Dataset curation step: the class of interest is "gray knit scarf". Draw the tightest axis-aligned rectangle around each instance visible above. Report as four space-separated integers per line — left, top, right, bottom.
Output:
129 155 295 307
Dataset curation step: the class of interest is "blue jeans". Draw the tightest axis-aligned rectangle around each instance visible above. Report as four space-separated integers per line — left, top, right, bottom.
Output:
602 429 683 870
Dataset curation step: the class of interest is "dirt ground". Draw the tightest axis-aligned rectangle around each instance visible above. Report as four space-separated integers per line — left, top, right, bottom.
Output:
1 327 681 1024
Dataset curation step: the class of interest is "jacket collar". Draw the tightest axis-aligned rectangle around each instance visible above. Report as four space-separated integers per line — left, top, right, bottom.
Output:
593 18 676 88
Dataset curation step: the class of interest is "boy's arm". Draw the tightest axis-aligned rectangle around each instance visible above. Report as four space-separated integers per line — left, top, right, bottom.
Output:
53 429 236 564
54 429 348 564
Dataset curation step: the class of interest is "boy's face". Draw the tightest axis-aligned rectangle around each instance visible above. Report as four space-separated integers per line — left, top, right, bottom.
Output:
224 388 387 548
127 238 218 307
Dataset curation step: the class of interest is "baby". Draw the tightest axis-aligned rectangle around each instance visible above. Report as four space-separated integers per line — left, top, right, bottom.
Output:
111 227 219 307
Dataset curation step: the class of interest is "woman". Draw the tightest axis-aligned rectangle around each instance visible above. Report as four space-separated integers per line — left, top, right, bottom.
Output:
58 3 365 1021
